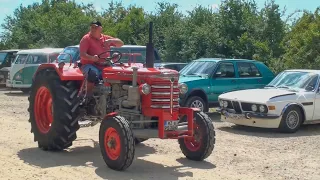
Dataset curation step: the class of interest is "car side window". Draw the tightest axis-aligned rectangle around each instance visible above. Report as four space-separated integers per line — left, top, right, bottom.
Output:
237 62 262 77
164 64 177 71
305 75 319 91
214 63 235 78
14 54 28 64
26 55 47 64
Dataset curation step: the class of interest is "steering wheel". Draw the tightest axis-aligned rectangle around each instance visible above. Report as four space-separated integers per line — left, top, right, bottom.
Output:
97 50 122 66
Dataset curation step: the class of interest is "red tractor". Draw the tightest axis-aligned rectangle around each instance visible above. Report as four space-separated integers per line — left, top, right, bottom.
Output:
27 22 215 171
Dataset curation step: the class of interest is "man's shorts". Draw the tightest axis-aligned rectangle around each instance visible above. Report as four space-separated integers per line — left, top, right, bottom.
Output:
81 64 102 80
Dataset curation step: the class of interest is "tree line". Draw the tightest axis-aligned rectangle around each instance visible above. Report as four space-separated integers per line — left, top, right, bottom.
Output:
0 0 319 73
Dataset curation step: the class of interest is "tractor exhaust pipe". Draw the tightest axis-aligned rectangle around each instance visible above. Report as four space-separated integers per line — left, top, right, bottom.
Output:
146 22 154 68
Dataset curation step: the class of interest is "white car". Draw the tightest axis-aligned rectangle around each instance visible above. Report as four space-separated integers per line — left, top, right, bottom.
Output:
216 69 320 133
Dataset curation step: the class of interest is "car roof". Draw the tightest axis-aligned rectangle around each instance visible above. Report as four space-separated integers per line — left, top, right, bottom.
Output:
193 58 257 62
160 62 188 65
0 49 21 52
65 44 147 49
284 69 320 74
65 45 79 48
17 48 64 54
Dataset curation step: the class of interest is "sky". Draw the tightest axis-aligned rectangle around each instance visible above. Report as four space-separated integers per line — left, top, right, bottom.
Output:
0 0 318 33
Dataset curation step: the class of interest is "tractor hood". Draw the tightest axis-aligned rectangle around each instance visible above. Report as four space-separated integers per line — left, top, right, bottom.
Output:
103 66 179 82
178 75 207 83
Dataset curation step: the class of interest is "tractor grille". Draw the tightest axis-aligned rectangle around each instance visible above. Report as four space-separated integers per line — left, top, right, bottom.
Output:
150 80 180 111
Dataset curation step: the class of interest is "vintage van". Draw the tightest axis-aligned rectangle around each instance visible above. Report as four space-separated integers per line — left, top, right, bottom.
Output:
0 49 20 85
6 48 63 92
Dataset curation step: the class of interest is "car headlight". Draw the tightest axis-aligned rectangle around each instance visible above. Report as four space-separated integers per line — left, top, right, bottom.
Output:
219 100 224 107
259 105 267 113
139 83 151 95
178 83 188 94
251 104 257 111
223 101 228 108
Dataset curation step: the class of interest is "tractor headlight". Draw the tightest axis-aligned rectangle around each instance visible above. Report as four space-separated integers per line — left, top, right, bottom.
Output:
139 83 151 95
178 83 188 94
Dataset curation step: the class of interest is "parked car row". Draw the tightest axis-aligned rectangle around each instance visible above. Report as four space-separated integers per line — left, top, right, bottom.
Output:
2 44 316 133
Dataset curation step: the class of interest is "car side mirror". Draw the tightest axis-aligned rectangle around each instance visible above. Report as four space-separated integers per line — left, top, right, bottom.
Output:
213 72 221 78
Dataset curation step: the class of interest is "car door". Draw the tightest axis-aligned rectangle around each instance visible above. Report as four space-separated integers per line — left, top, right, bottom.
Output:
21 54 47 86
10 54 28 87
236 62 264 90
209 62 239 102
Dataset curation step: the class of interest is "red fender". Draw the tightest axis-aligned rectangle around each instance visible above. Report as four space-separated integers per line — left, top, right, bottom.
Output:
34 63 84 81
103 112 118 120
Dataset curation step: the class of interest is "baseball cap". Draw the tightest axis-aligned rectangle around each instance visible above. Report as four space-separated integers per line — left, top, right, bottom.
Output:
90 20 102 27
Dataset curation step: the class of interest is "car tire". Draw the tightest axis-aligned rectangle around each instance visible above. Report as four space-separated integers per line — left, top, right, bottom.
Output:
185 96 208 112
278 106 303 133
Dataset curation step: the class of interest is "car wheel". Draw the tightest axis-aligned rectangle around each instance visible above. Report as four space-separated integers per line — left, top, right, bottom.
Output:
278 106 303 133
185 96 208 112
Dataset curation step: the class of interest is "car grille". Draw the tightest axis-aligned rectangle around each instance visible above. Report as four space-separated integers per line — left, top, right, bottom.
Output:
221 100 242 113
231 101 242 113
240 102 252 111
150 80 180 111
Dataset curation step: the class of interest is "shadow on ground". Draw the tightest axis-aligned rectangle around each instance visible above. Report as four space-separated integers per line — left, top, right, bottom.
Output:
18 139 215 180
4 92 29 97
218 123 320 138
0 87 20 92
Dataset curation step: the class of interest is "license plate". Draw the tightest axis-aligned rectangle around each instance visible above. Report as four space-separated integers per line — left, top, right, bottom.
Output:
225 112 244 120
164 120 178 131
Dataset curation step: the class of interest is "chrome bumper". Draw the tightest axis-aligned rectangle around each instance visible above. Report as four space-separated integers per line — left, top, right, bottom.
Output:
216 107 282 128
6 79 12 87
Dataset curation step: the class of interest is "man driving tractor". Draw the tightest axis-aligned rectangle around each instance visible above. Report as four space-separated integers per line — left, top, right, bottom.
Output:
79 20 124 97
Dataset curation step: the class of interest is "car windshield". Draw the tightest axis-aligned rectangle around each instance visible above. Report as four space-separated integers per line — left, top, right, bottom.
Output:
266 71 319 91
0 53 8 65
57 47 79 63
180 61 217 76
110 48 160 64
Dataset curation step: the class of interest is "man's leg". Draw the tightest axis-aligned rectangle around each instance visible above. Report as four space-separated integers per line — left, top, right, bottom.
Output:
81 64 100 97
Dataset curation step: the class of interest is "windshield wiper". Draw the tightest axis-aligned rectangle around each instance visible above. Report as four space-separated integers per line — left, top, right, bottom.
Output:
278 85 290 89
265 85 274 87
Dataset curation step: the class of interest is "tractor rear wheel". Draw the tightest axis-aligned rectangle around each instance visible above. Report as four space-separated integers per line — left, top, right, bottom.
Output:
28 69 80 151
178 111 215 160
99 115 135 171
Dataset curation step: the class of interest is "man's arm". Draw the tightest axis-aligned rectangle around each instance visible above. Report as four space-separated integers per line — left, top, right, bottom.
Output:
79 36 98 62
104 37 124 47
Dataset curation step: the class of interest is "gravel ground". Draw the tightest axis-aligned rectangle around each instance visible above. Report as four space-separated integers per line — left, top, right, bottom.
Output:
0 88 320 180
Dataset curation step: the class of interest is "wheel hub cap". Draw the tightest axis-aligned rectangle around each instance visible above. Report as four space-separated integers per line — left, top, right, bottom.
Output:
104 127 121 160
191 100 204 111
34 86 53 134
184 123 202 151
286 111 299 129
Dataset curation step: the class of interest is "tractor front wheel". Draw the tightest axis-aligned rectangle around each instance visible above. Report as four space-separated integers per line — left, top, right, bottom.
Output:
99 115 135 171
178 111 215 160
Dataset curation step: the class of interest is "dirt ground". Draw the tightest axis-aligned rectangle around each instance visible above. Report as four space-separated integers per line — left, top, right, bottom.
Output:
1 88 320 180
